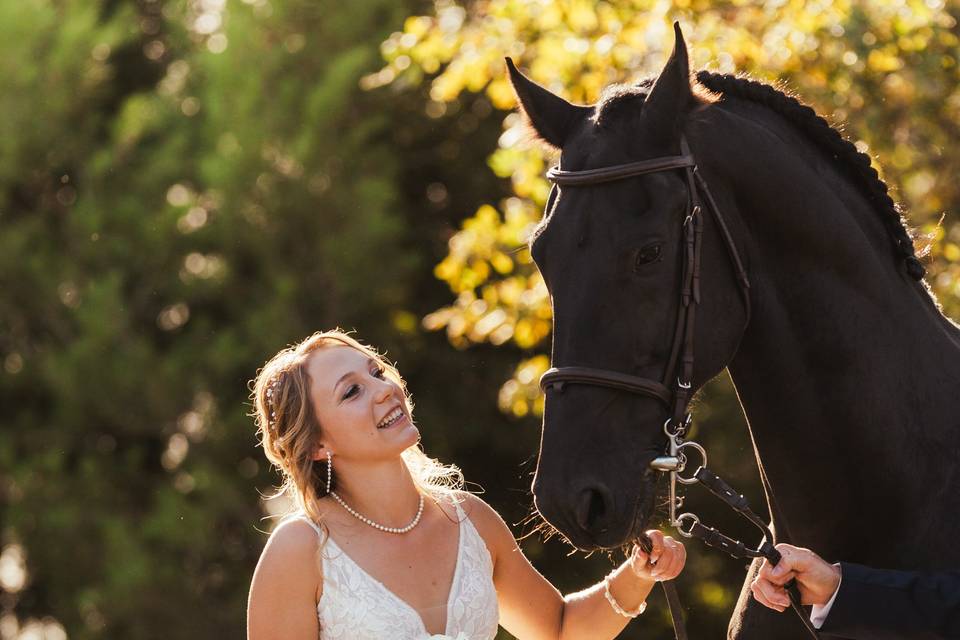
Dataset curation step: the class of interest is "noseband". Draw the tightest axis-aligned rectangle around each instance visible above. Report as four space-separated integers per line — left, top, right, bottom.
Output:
538 136 751 429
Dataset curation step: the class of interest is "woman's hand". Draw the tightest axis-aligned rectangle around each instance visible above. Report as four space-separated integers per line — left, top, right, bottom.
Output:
628 530 686 582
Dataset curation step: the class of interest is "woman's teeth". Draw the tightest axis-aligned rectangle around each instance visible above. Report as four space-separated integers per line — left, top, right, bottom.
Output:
377 408 404 429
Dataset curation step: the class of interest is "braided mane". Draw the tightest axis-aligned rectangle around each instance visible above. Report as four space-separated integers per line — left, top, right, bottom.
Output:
694 71 925 280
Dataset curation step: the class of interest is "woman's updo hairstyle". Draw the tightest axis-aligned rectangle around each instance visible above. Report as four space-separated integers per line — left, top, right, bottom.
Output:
252 329 463 526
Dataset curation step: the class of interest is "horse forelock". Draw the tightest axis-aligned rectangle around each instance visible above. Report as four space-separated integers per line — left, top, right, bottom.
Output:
592 75 718 129
592 82 650 127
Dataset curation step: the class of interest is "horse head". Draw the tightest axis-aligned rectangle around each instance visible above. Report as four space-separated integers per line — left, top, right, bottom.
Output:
509 25 750 550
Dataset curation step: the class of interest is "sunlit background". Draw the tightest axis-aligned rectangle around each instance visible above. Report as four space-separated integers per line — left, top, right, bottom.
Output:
2 0 958 638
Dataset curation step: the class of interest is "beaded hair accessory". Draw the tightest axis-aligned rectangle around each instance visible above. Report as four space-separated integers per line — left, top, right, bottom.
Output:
264 376 281 427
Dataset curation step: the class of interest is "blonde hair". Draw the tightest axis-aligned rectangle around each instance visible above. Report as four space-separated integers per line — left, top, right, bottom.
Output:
252 329 465 527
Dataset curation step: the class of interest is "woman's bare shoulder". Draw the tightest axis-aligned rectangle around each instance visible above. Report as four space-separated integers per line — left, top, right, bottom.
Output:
451 492 518 559
453 491 499 522
256 518 323 582
248 518 323 636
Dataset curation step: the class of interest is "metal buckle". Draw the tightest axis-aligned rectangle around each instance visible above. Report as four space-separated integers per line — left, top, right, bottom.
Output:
676 513 700 538
663 417 683 439
676 441 708 485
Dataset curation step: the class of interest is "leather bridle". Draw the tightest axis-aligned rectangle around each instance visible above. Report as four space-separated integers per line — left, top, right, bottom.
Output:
536 137 821 639
538 136 751 429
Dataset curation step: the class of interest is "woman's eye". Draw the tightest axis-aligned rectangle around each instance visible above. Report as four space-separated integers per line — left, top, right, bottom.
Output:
343 384 360 400
372 367 385 379
635 243 662 269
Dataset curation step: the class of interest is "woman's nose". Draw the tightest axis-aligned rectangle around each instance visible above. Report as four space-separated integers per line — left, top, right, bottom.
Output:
373 378 395 403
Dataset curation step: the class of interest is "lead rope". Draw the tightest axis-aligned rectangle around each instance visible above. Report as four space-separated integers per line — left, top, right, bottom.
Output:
662 581 688 640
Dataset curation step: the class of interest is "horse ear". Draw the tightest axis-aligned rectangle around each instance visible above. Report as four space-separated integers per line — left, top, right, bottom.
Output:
643 22 694 134
505 58 591 149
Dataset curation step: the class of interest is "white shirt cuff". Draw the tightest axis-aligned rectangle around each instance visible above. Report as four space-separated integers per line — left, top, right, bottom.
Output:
809 563 842 629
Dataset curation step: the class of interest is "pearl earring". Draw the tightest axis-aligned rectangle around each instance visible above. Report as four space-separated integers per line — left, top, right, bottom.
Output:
326 450 333 494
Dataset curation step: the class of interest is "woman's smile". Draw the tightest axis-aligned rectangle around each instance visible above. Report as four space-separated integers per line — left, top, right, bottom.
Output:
376 406 407 430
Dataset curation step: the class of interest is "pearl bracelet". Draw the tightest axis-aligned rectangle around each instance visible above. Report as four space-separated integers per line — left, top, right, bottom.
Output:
603 572 647 618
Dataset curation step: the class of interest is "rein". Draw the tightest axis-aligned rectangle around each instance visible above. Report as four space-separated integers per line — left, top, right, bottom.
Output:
538 137 819 639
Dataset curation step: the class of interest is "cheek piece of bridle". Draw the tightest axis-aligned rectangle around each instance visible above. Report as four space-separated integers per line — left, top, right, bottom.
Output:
539 137 820 639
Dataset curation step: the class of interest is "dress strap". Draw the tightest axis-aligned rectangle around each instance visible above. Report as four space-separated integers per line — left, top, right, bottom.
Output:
452 498 466 520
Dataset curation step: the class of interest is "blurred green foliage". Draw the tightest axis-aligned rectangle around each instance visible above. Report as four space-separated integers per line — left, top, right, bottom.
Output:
0 1 957 639
0 0 519 637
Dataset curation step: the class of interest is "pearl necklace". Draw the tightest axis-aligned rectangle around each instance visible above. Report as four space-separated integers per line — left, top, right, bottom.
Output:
329 491 425 534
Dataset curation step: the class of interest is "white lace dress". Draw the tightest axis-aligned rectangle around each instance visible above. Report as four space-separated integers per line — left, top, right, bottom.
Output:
292 501 500 640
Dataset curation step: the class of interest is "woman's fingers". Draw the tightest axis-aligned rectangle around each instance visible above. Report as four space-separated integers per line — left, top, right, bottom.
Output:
646 529 665 565
630 531 687 581
654 537 683 580
632 545 649 567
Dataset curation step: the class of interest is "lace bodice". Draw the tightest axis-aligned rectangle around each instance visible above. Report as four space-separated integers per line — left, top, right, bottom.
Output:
292 501 499 640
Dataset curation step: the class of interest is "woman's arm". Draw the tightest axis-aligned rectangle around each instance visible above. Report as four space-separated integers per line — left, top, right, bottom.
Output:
463 494 685 640
247 520 322 640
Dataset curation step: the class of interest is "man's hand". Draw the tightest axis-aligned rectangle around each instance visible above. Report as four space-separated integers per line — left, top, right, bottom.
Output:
751 543 842 611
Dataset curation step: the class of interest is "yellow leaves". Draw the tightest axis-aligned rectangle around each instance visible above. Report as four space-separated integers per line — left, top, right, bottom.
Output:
867 47 904 72
422 275 551 350
696 580 735 610
938 31 959 48
944 243 960 262
391 310 419 334
491 251 514 274
566 0 599 33
927 232 960 319
425 197 549 351
881 72 913 104
403 15 433 38
536 2 566 31
487 77 517 109
498 354 551 416
897 31 932 52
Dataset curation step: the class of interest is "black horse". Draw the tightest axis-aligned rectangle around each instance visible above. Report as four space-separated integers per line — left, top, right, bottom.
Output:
509 25 960 639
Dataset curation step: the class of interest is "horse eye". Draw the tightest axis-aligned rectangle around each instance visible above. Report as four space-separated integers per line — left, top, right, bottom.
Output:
635 243 662 268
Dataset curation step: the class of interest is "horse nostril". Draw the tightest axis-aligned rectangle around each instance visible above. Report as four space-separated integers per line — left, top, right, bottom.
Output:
575 485 612 534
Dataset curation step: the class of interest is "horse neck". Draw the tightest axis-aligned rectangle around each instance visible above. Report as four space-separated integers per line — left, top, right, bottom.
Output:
694 107 960 558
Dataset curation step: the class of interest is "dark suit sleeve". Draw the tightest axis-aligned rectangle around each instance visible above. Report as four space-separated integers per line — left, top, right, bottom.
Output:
819 562 960 639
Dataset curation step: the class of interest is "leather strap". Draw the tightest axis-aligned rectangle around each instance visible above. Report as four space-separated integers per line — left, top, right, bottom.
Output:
540 366 672 405
662 581 688 640
547 155 695 185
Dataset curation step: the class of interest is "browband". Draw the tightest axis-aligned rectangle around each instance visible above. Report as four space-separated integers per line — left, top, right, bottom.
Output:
546 154 695 186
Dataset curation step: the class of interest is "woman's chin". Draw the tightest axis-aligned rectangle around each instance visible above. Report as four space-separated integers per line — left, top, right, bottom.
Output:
398 429 420 451
380 415 419 445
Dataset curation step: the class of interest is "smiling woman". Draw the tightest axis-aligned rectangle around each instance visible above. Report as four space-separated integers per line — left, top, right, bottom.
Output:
246 329 688 640
251 330 463 529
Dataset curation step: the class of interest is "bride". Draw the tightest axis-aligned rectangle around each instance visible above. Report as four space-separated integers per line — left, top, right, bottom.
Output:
246 330 686 639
